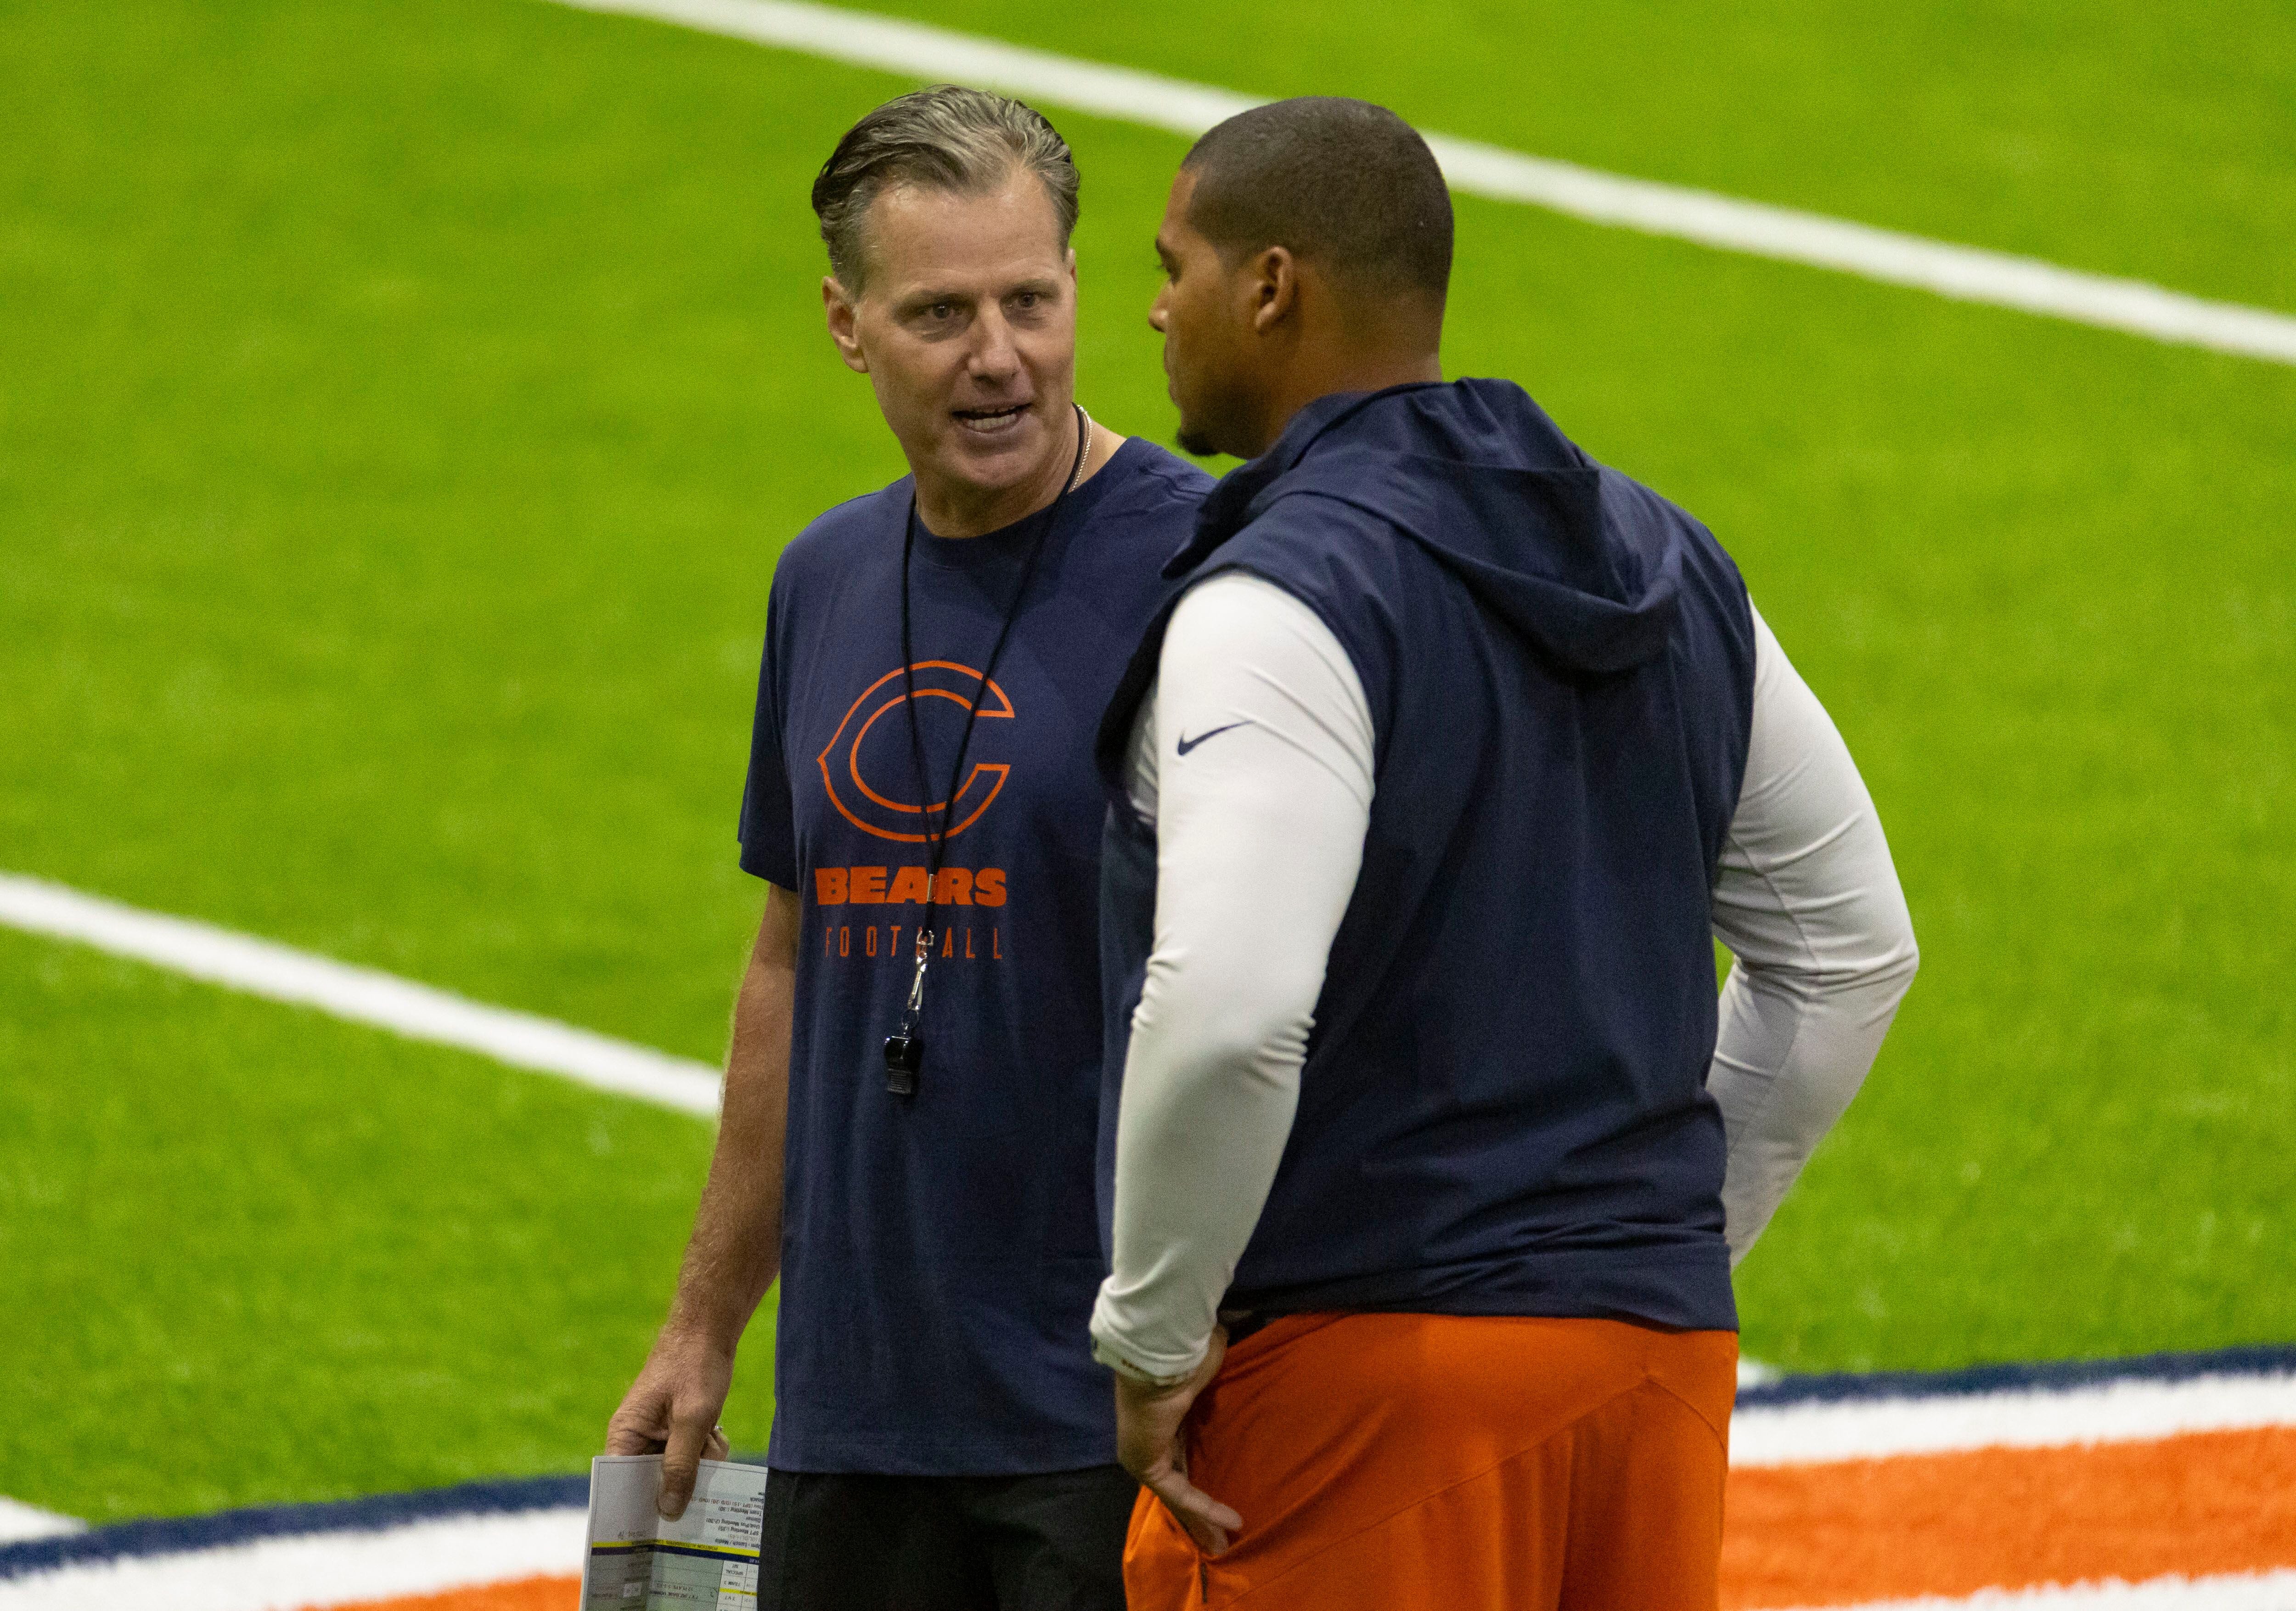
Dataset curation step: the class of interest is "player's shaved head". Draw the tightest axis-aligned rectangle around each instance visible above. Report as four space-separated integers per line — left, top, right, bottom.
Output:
1180 98 1452 313
1148 98 1450 460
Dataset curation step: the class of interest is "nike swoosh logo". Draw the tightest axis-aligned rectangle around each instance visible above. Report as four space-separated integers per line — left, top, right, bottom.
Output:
1176 721 1251 756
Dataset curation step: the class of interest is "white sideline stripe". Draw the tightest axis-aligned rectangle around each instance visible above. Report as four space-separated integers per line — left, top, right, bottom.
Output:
0 1509 585 1611
1 1526 2288 1611
0 874 722 1120
1773 1570 2296 1611
1732 1369 2296 1467
545 0 2296 367
0 1503 82 1547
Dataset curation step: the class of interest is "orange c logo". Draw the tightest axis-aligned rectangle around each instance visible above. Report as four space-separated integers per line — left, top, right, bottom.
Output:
817 661 1015 844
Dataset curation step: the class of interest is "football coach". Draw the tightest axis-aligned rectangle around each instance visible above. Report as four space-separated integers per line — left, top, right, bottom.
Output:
1089 99 1919 1608
605 87 1210 1610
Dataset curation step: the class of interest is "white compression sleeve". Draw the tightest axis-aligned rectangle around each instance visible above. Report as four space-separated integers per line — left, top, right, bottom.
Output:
1088 578 1917 1371
1709 604 1919 1263
1089 572 1374 1379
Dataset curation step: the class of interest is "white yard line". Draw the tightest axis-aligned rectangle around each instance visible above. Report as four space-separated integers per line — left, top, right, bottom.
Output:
1769 1572 2296 1611
546 0 2296 367
1731 1369 2296 1467
0 1504 81 1548
0 1509 585 1611
2 1510 2290 1611
0 873 722 1119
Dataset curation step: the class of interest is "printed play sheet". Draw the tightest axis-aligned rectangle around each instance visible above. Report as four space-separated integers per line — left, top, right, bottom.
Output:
581 1454 765 1609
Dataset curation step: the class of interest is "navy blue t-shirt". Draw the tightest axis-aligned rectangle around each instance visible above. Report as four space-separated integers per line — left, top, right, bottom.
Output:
739 438 1210 1474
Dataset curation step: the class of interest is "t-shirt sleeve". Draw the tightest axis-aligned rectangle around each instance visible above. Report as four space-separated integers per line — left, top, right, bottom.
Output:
737 584 799 887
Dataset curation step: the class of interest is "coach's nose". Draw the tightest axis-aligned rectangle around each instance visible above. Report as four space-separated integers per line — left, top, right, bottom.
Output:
968 304 1021 387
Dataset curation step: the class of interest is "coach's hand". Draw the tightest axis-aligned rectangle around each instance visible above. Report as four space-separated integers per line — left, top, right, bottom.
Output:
606 1325 736 1520
1114 1328 1242 1556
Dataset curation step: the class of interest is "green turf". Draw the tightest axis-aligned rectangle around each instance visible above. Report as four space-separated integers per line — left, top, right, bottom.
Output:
873 0 2296 313
0 925 777 1522
1 0 2291 1518
0 0 868 1060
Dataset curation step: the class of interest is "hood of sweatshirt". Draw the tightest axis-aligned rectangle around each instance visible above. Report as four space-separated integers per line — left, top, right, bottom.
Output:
1168 378 1689 675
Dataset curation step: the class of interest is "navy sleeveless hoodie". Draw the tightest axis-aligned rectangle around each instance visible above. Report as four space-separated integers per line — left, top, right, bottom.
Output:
1097 379 1756 1332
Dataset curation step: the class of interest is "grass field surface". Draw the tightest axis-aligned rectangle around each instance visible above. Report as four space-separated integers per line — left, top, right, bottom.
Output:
865 0 2296 310
2 0 2290 1522
0 926 776 1524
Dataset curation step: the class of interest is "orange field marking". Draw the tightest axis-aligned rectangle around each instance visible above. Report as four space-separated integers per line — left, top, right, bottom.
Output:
1722 1425 2296 1607
317 1574 580 1611
295 1426 2296 1611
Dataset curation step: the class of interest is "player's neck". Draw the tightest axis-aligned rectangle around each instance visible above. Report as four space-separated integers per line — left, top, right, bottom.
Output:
1246 347 1443 460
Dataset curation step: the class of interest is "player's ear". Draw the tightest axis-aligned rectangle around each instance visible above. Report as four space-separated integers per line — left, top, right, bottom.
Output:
823 275 869 373
1249 246 1297 336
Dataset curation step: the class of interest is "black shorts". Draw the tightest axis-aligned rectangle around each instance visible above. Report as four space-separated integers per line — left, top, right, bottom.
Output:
756 1464 1138 1611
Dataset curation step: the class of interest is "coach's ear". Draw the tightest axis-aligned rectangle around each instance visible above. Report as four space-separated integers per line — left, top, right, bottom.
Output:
823 275 869 373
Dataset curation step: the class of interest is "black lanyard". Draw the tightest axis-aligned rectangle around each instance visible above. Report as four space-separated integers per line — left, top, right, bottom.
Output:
884 404 1090 1096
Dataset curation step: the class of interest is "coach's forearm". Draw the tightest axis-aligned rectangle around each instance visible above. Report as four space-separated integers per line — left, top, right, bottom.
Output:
663 886 799 1348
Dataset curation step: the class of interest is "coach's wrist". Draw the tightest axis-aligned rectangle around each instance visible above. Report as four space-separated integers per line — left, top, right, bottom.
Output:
658 1300 745 1360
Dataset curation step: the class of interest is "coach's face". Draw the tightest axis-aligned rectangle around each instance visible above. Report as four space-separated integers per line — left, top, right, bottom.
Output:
1150 168 1264 460
824 169 1078 531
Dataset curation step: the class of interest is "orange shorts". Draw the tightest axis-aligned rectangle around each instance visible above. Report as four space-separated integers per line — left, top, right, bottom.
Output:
1124 1312 1737 1611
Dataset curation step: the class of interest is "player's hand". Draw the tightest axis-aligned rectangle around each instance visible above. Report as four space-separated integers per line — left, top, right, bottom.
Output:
1113 1327 1241 1556
605 1325 737 1520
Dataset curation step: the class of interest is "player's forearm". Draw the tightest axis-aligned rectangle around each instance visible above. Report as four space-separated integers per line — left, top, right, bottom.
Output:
1094 950 1314 1376
1710 605 1918 1261
1711 948 1913 1260
1093 577 1373 1377
664 895 798 1347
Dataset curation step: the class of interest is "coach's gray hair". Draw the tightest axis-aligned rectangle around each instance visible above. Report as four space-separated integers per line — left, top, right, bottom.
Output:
811 86 1081 291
